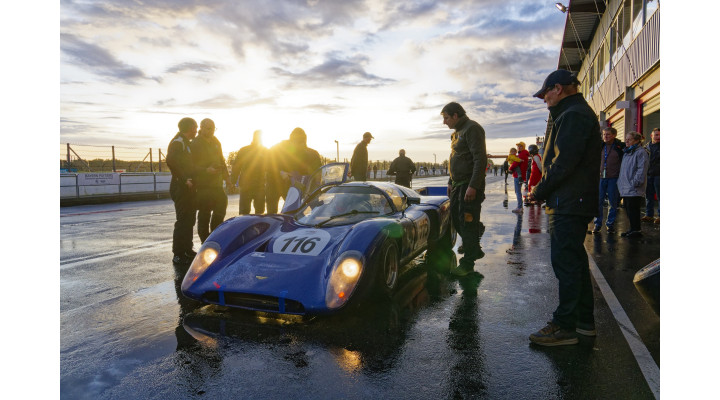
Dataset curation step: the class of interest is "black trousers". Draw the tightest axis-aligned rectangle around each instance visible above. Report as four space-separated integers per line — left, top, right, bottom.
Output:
196 186 227 243
170 181 196 256
395 177 411 187
623 196 643 232
450 184 482 266
548 214 594 330
239 184 265 215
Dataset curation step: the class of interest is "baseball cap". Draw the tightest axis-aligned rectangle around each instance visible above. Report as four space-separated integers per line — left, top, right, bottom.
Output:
533 69 580 98
363 132 374 139
516 141 526 147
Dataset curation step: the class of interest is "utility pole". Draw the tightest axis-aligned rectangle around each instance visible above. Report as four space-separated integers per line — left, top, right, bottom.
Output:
334 140 339 162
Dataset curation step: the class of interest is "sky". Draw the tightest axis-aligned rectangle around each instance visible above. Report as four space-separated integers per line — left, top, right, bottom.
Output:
59 0 567 163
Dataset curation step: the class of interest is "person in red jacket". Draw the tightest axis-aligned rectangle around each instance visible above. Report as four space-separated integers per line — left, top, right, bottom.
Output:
510 141 529 213
526 144 542 205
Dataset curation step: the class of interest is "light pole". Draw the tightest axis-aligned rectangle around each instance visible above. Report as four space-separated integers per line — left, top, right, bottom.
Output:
334 140 339 162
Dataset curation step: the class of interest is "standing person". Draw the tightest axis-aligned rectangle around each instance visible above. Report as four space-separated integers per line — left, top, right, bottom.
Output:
167 117 199 264
191 118 231 244
642 128 660 224
510 142 529 213
526 144 542 204
592 127 625 233
527 69 601 346
231 130 266 215
387 149 417 187
441 102 487 277
350 132 373 181
266 127 322 213
618 131 650 237
502 158 509 184
373 164 378 179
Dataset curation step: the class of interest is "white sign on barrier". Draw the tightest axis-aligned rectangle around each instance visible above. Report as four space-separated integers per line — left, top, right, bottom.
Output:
78 173 120 186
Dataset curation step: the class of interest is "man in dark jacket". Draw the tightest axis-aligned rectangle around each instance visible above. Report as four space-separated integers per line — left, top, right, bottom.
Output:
387 149 416 187
593 127 625 233
528 70 601 346
266 127 322 213
442 102 487 277
642 128 660 223
231 130 266 215
191 118 231 244
350 132 373 181
167 117 199 264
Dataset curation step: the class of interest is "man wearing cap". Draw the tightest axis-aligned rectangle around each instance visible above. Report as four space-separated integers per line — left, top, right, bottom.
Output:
527 69 601 346
510 141 530 213
350 132 373 181
441 101 487 277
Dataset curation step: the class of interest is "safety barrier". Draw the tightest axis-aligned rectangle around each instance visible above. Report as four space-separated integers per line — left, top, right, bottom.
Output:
60 172 172 205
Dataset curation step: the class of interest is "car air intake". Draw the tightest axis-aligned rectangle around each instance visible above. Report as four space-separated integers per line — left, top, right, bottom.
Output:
202 291 305 314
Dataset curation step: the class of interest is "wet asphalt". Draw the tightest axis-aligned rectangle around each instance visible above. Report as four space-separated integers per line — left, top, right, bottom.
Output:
60 174 660 399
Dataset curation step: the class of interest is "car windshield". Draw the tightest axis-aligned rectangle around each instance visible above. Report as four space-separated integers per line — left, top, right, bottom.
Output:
294 186 394 227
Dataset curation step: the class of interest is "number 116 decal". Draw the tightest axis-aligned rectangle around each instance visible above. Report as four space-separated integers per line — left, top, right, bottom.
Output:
272 230 332 256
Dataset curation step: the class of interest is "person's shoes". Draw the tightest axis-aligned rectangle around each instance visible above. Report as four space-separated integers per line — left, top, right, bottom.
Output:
654 217 660 224
606 225 615 233
457 245 464 254
576 321 597 337
172 254 193 265
641 216 654 222
529 321 579 346
512 208 523 214
185 249 197 258
451 262 474 277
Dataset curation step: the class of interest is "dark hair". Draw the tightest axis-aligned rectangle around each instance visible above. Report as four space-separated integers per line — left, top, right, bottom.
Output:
441 102 466 118
603 127 617 135
178 117 197 132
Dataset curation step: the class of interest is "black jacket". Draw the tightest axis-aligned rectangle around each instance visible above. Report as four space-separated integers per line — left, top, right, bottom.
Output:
190 134 229 189
532 93 601 216
231 142 267 188
646 142 660 177
448 116 487 198
166 132 195 184
388 155 416 181
350 141 369 179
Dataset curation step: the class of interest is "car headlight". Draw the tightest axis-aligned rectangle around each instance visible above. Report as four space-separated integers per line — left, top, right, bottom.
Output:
181 241 221 291
325 251 364 309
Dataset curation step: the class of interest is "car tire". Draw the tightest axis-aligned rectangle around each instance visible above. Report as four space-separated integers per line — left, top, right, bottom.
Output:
377 240 399 296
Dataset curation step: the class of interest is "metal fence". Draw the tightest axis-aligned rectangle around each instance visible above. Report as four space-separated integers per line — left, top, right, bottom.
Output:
59 143 167 173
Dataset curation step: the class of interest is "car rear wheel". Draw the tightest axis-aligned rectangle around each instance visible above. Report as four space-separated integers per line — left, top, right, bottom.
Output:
377 240 399 295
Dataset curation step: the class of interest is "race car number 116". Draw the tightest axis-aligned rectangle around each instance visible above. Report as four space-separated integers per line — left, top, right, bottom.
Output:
272 230 332 256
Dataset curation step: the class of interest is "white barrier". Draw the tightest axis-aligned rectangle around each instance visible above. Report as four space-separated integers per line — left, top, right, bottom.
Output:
61 172 172 199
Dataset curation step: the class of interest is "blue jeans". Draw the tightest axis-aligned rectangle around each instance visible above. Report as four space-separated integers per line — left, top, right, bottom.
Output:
513 176 523 208
595 178 619 227
645 176 660 217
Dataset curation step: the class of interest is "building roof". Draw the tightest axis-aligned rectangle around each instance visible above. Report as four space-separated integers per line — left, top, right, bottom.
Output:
556 0 606 73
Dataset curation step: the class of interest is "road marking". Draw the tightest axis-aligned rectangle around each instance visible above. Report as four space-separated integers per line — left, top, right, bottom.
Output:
60 239 173 270
61 209 128 217
588 254 660 400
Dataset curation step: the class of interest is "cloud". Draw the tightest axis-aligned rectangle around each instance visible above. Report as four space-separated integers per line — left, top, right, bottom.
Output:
60 33 148 83
166 62 221 74
272 53 396 88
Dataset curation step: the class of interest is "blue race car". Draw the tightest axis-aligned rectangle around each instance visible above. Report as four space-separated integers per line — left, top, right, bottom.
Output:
181 163 455 315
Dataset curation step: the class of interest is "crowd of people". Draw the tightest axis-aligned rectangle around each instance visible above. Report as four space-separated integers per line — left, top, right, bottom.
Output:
165 69 659 348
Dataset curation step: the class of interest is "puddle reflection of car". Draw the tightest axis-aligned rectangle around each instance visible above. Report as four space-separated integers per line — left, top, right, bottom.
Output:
181 163 455 315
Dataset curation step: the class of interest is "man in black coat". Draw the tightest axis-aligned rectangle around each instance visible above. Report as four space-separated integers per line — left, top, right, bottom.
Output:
350 132 373 181
387 149 416 187
528 70 601 346
231 130 267 215
191 118 231 244
167 117 199 264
